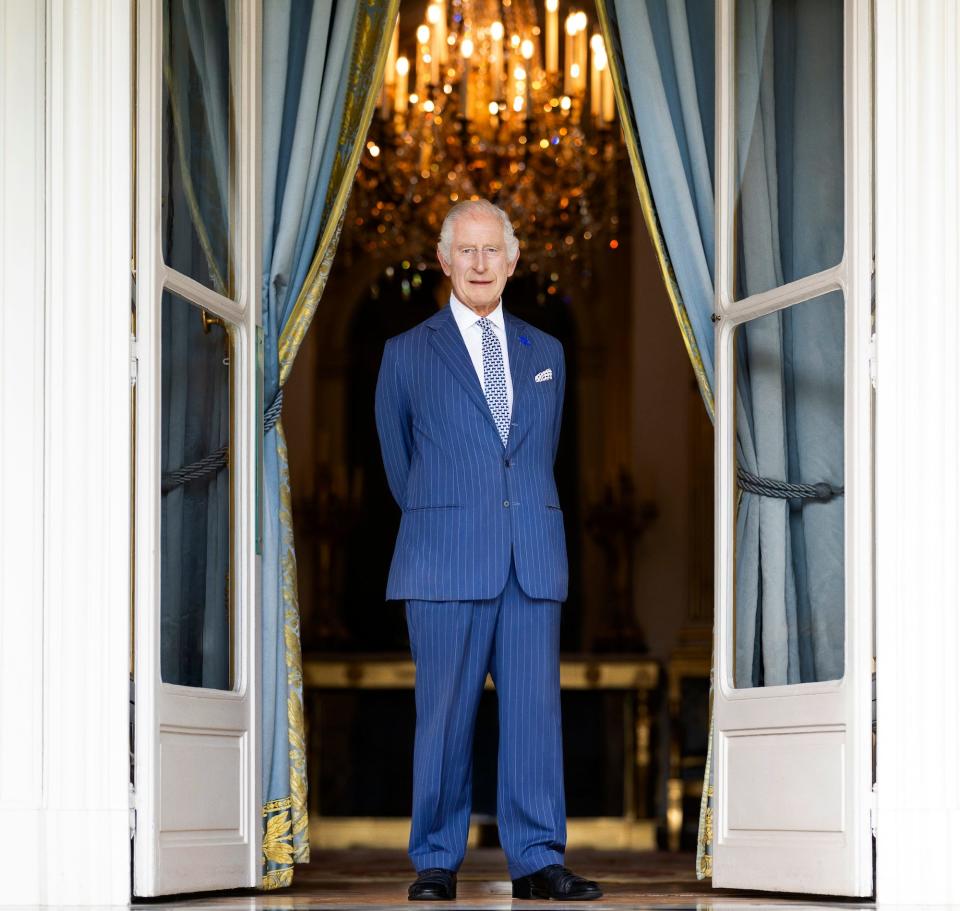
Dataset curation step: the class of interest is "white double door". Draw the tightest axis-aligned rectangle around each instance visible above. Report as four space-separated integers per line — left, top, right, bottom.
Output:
129 0 875 899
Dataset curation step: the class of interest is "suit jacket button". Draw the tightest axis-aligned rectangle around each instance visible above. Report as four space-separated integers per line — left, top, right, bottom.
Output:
504 458 512 467
503 499 510 508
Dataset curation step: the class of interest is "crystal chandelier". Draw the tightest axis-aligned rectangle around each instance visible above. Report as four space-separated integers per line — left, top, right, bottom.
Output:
347 0 626 278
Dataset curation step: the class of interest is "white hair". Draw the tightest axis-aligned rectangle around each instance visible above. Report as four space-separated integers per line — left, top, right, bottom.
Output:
438 199 520 261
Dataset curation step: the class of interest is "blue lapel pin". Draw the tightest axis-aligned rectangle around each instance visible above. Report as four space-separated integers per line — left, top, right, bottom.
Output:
519 335 531 346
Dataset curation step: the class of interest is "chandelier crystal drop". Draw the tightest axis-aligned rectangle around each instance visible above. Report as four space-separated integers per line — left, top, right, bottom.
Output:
348 0 625 278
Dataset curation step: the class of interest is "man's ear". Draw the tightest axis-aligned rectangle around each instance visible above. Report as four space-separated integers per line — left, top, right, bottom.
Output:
437 245 452 276
506 247 520 277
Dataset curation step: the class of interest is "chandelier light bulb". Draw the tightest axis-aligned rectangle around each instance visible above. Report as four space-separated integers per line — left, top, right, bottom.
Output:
560 95 572 110
426 3 441 24
569 63 581 80
574 11 588 31
488 101 500 116
521 38 535 59
396 56 409 76
511 34 521 48
546 0 559 10
417 24 430 45
491 21 505 41
513 96 524 112
565 14 577 37
514 65 527 81
461 37 474 58
590 33 604 52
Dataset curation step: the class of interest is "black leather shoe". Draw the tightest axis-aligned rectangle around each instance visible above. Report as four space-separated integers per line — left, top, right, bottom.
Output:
408 867 457 900
512 864 603 901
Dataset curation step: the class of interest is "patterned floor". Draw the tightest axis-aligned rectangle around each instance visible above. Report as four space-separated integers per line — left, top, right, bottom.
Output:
134 849 876 910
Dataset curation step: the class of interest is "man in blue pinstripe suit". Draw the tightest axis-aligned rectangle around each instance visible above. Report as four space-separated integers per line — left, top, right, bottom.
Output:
376 200 602 902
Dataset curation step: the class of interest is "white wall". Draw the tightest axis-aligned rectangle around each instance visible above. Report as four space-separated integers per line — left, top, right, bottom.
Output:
0 0 132 903
0 0 47 896
874 0 960 904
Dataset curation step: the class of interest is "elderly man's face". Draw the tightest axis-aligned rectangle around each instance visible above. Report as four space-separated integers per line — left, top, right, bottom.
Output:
437 212 519 316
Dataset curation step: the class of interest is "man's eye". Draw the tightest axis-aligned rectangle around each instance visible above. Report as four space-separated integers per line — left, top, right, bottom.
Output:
484 247 500 254
461 247 476 255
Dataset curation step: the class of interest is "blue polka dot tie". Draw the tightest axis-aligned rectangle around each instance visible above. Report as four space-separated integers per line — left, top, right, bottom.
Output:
479 317 510 447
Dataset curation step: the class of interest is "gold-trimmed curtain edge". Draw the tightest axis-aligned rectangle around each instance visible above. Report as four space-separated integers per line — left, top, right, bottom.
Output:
278 0 401 381
595 0 715 422
695 682 715 879
277 419 309 860
596 0 716 879
261 418 309 890
260 2 401 889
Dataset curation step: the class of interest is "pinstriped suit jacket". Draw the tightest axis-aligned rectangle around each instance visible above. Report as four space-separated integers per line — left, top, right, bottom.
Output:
375 304 568 602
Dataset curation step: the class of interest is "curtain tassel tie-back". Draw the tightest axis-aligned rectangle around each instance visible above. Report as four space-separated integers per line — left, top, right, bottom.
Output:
161 387 284 493
736 468 843 501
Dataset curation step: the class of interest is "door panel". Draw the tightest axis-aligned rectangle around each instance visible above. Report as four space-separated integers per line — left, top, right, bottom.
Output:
133 0 261 896
712 0 873 896
723 727 844 833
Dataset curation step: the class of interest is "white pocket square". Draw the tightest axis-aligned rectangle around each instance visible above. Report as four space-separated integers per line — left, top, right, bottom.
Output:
535 368 553 383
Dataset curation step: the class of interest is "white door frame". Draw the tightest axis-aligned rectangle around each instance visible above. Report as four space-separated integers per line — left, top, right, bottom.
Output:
874 0 960 904
0 0 133 904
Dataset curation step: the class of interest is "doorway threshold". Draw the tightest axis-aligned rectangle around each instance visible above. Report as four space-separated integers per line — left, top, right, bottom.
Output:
132 848 877 910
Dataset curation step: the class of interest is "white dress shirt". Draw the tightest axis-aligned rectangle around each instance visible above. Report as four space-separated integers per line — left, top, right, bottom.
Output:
449 293 514 417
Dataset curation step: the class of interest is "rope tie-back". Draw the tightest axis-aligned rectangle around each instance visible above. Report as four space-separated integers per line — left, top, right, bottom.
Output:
263 386 284 434
161 387 284 494
736 467 843 502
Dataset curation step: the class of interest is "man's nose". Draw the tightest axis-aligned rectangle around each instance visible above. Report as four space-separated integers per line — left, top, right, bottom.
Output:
474 251 488 271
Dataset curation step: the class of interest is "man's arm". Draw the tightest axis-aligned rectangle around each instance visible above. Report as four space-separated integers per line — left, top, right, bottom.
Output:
375 337 413 508
552 342 566 463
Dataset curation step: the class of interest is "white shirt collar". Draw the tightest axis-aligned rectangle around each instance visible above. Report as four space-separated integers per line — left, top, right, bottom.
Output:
449 292 505 332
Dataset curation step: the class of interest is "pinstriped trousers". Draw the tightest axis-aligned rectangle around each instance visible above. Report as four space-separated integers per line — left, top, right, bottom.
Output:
405 561 567 879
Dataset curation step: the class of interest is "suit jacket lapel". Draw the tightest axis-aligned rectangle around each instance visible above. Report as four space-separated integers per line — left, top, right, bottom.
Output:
505 312 534 456
427 307 500 437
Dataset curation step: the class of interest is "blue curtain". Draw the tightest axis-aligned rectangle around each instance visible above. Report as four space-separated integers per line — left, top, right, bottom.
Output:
597 0 845 877
599 0 716 414
260 0 399 889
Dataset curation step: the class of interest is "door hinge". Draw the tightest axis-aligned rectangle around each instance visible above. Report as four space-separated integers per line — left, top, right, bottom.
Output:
129 783 137 838
129 334 138 387
869 782 878 837
868 333 877 389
